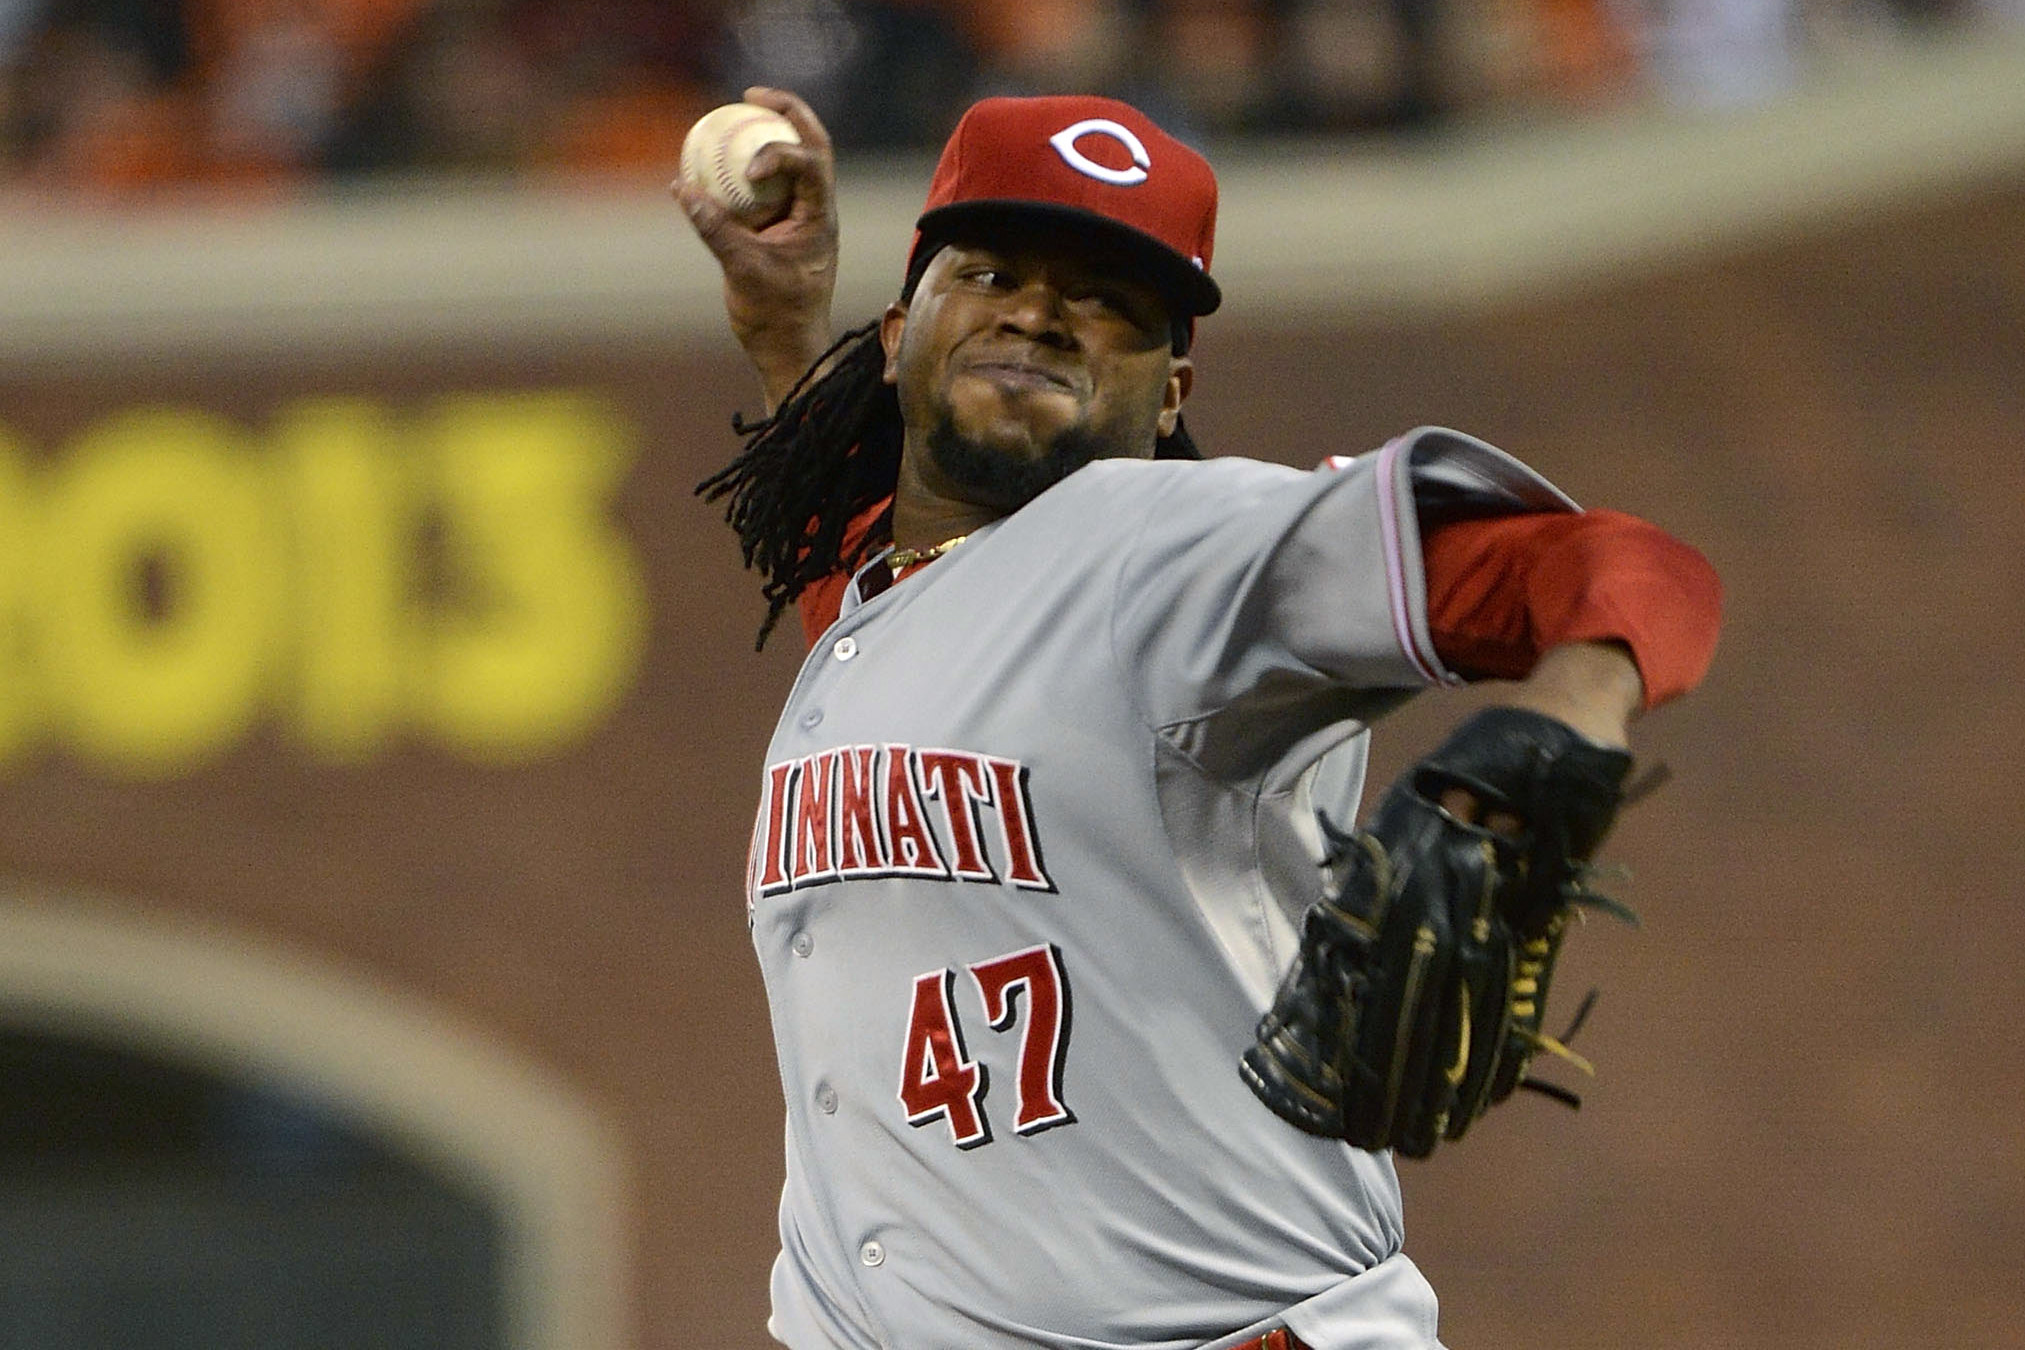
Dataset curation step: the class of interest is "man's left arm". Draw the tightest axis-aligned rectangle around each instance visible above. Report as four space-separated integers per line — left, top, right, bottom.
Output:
1242 505 1722 1153
1497 639 1644 748
1423 507 1725 745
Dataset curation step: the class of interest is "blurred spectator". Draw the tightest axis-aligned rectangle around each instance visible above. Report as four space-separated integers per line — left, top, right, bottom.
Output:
1454 0 1640 111
1157 0 1276 129
1264 0 1441 130
0 0 43 65
1639 0 1800 106
3 0 199 196
204 0 346 182
323 1 544 174
962 0 1135 97
509 0 720 179
721 0 978 150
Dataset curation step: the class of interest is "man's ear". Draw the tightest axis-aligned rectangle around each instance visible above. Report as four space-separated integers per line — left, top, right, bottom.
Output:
1157 358 1194 437
879 302 909 386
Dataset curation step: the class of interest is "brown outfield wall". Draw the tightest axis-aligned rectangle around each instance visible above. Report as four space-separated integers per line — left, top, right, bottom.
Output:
0 174 2020 1349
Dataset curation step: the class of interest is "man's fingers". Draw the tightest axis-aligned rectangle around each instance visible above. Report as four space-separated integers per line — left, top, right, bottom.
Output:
741 86 838 223
1438 787 1479 825
747 139 836 234
672 177 748 252
1436 786 1522 839
671 176 718 229
743 85 834 157
745 140 821 193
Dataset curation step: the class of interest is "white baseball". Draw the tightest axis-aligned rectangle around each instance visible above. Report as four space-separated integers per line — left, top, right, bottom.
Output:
681 103 803 225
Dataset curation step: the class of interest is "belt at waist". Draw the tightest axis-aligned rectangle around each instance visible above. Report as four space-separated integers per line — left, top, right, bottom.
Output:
1227 1330 1312 1350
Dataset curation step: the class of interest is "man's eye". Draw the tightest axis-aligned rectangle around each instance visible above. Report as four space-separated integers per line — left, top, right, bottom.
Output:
1076 289 1140 321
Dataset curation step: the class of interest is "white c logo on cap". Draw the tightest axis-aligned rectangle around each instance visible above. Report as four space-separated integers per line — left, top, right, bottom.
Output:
1048 119 1150 186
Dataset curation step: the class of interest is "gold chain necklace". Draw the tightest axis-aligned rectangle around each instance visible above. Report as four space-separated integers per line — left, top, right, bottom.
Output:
887 534 970 571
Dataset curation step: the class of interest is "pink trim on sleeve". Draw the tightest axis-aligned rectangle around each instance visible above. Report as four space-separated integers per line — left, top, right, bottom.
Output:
1371 438 1446 685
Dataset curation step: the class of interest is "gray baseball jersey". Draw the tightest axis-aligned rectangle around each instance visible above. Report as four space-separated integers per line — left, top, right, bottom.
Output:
744 428 1579 1349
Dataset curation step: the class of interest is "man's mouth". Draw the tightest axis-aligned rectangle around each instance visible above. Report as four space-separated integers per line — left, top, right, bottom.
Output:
961 360 1077 395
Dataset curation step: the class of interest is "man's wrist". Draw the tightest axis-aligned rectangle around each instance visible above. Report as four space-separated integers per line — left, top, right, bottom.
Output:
740 327 832 411
1500 641 1643 748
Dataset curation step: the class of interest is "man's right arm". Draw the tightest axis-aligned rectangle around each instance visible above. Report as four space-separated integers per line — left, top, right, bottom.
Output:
673 86 841 413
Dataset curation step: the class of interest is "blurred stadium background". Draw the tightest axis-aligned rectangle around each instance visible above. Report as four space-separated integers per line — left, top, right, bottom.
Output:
1 2 2022 1348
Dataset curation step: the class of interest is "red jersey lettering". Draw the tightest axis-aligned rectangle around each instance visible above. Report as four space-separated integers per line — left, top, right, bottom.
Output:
835 744 886 877
985 756 1052 891
899 968 989 1148
884 744 951 878
791 751 838 886
757 761 795 896
969 945 1073 1134
751 743 1049 899
917 749 997 882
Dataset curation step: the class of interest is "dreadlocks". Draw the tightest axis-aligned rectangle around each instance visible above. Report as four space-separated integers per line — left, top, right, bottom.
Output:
696 321 900 649
698 304 1204 650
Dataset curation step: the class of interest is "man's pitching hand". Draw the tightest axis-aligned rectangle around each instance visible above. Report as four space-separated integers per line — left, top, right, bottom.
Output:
675 86 840 412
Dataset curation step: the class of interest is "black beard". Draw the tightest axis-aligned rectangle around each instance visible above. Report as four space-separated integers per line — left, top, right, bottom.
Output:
925 416 1113 512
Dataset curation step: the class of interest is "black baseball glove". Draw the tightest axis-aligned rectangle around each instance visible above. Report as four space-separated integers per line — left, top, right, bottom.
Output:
1239 706 1639 1158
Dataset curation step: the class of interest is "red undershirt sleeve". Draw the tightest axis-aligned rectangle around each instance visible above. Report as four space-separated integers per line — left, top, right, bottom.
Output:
798 571 851 649
796 495 896 649
1422 509 1723 709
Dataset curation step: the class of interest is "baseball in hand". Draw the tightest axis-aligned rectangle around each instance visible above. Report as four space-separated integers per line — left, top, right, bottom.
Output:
681 103 803 226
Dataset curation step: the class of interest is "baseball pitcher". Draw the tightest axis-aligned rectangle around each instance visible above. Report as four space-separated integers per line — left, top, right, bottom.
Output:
677 88 1722 1350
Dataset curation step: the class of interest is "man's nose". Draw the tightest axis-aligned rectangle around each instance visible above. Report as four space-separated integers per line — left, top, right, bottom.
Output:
996 281 1075 346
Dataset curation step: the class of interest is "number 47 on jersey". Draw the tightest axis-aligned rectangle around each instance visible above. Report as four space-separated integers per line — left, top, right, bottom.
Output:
899 943 1073 1149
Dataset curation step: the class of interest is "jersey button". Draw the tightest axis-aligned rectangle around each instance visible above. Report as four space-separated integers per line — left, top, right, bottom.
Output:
858 1240 885 1268
791 932 814 958
799 709 823 730
815 1084 838 1114
832 636 858 662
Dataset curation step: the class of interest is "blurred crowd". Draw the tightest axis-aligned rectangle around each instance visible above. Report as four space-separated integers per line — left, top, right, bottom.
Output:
0 0 2012 199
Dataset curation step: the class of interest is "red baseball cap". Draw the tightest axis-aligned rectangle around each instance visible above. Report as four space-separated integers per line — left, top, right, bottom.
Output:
908 96 1221 319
